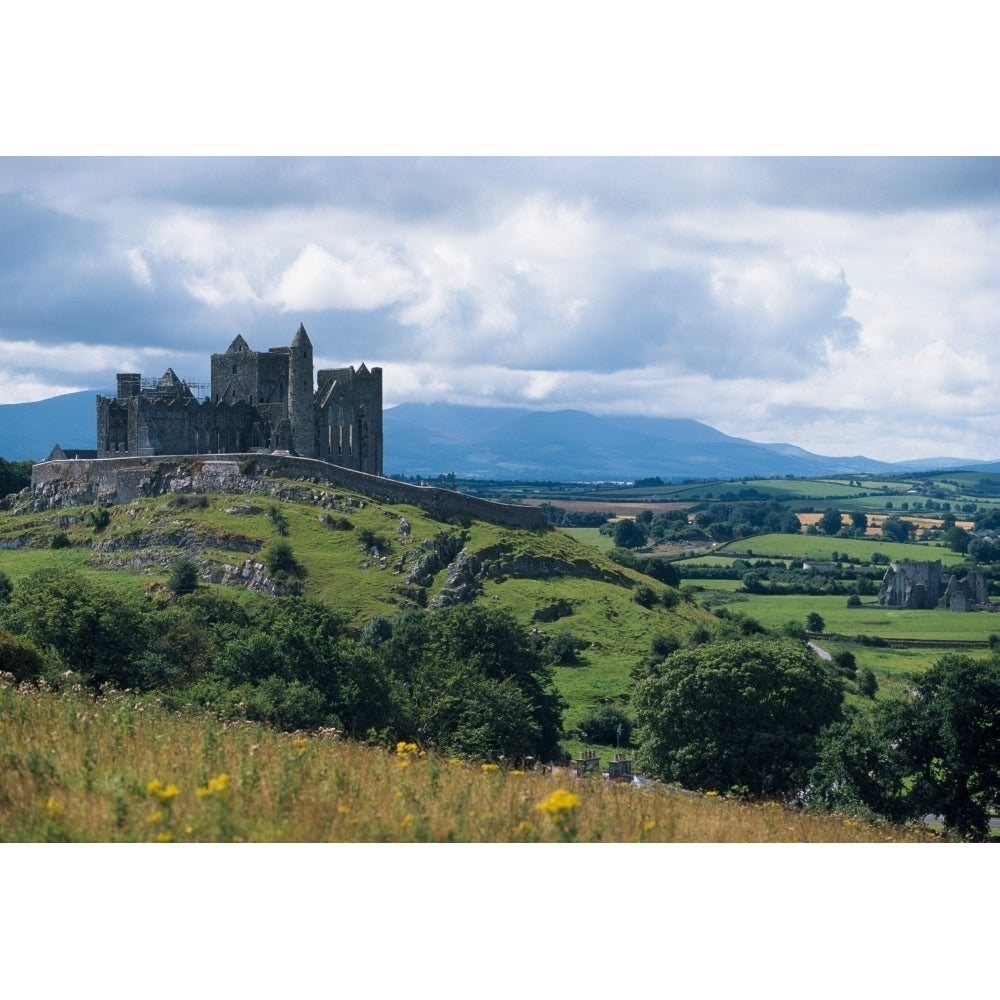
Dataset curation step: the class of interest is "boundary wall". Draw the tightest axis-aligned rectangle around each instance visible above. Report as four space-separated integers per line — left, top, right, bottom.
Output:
28 454 546 530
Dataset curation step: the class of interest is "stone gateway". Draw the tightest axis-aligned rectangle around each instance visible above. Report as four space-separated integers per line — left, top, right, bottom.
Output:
96 325 383 476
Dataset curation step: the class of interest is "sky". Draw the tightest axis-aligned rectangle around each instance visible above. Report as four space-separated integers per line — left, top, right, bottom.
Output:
2 156 998 463
2 5 998 466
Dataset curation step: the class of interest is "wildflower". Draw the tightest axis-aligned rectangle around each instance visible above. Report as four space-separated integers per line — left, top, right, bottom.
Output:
185 826 195 835
642 820 656 833
337 805 350 815
510 769 525 776
44 798 66 817
481 763 500 773
146 779 180 801
705 790 719 797
396 741 420 757
448 758 463 767
513 820 533 837
535 788 582 816
293 737 309 755
195 773 230 801
146 810 163 825
156 831 174 843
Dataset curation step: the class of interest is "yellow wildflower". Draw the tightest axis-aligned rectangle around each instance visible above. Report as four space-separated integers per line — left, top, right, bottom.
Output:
156 831 174 843
146 809 163 824
44 798 66 817
448 758 463 767
705 790 719 797
396 741 420 757
481 763 500 773
535 788 582 816
337 805 350 815
195 773 230 801
146 779 179 801
293 737 309 755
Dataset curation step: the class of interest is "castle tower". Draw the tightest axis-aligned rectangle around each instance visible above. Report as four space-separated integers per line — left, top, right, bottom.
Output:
288 323 316 458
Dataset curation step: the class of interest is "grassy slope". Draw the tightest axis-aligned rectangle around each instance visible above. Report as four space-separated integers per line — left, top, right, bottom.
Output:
1 680 937 842
0 482 713 758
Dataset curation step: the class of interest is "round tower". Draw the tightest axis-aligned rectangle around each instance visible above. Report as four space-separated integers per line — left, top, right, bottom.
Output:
288 323 317 457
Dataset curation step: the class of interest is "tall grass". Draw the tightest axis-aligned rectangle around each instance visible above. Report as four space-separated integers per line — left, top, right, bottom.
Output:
0 676 937 843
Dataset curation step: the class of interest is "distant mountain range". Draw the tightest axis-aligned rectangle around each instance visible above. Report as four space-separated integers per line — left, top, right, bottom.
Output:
1 390 993 481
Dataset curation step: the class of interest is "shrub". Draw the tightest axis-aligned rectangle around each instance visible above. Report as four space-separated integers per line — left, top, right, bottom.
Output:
86 505 110 532
577 705 633 747
268 504 289 536
264 540 300 577
0 569 11 605
633 584 657 608
856 667 878 697
0 628 44 681
167 557 200 596
50 531 71 549
544 632 581 666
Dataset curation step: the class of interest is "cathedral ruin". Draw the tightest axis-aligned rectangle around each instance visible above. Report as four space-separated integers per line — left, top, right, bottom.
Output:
877 559 990 612
96 325 383 476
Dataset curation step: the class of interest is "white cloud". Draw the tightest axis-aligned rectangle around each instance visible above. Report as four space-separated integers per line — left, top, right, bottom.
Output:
3 158 999 465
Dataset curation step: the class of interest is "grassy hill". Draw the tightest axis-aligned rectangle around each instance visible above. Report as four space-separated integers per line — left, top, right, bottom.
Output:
0 476 709 757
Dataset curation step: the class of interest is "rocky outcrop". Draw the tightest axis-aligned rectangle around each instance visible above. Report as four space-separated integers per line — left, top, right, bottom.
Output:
21 454 546 529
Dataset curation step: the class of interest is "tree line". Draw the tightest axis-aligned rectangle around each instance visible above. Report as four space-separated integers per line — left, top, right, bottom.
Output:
0 566 564 764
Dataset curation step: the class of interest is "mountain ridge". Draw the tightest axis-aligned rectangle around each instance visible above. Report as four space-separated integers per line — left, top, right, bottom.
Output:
0 391 990 480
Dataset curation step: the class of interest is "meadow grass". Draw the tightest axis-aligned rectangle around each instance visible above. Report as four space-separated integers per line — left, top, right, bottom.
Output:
715 532 965 565
0 677 937 843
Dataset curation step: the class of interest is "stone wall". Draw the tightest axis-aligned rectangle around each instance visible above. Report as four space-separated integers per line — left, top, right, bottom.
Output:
22 454 546 530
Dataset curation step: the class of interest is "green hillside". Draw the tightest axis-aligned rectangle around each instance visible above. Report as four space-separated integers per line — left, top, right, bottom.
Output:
0 478 710 758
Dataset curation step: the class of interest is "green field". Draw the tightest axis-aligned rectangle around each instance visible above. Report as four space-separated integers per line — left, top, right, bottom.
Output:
715 532 966 565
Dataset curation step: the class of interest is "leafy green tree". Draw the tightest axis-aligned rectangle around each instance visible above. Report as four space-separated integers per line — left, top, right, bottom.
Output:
889 654 1000 840
880 516 914 542
167 557 200 596
4 568 151 688
0 569 11 605
850 511 868 534
818 508 843 535
612 518 647 549
0 457 32 497
810 654 1000 839
806 612 825 633
386 605 564 761
634 637 843 798
943 525 971 553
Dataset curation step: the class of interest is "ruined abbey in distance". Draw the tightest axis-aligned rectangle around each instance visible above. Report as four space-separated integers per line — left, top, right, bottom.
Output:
96 324 383 476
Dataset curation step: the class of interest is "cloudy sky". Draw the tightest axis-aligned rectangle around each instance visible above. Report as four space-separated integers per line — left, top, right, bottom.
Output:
2 156 998 462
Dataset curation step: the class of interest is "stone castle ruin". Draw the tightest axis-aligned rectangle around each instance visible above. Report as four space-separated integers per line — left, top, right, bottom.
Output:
9 323 546 530
877 559 990 612
97 324 383 475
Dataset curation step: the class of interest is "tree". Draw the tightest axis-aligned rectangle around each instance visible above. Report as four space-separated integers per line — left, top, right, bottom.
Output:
818 508 843 536
944 526 971 553
387 605 565 761
634 637 843 798
4 568 150 688
806 612 825 634
809 654 1000 839
851 511 868 534
167 557 200 596
889 654 1000 840
611 518 647 549
880 516 914 542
